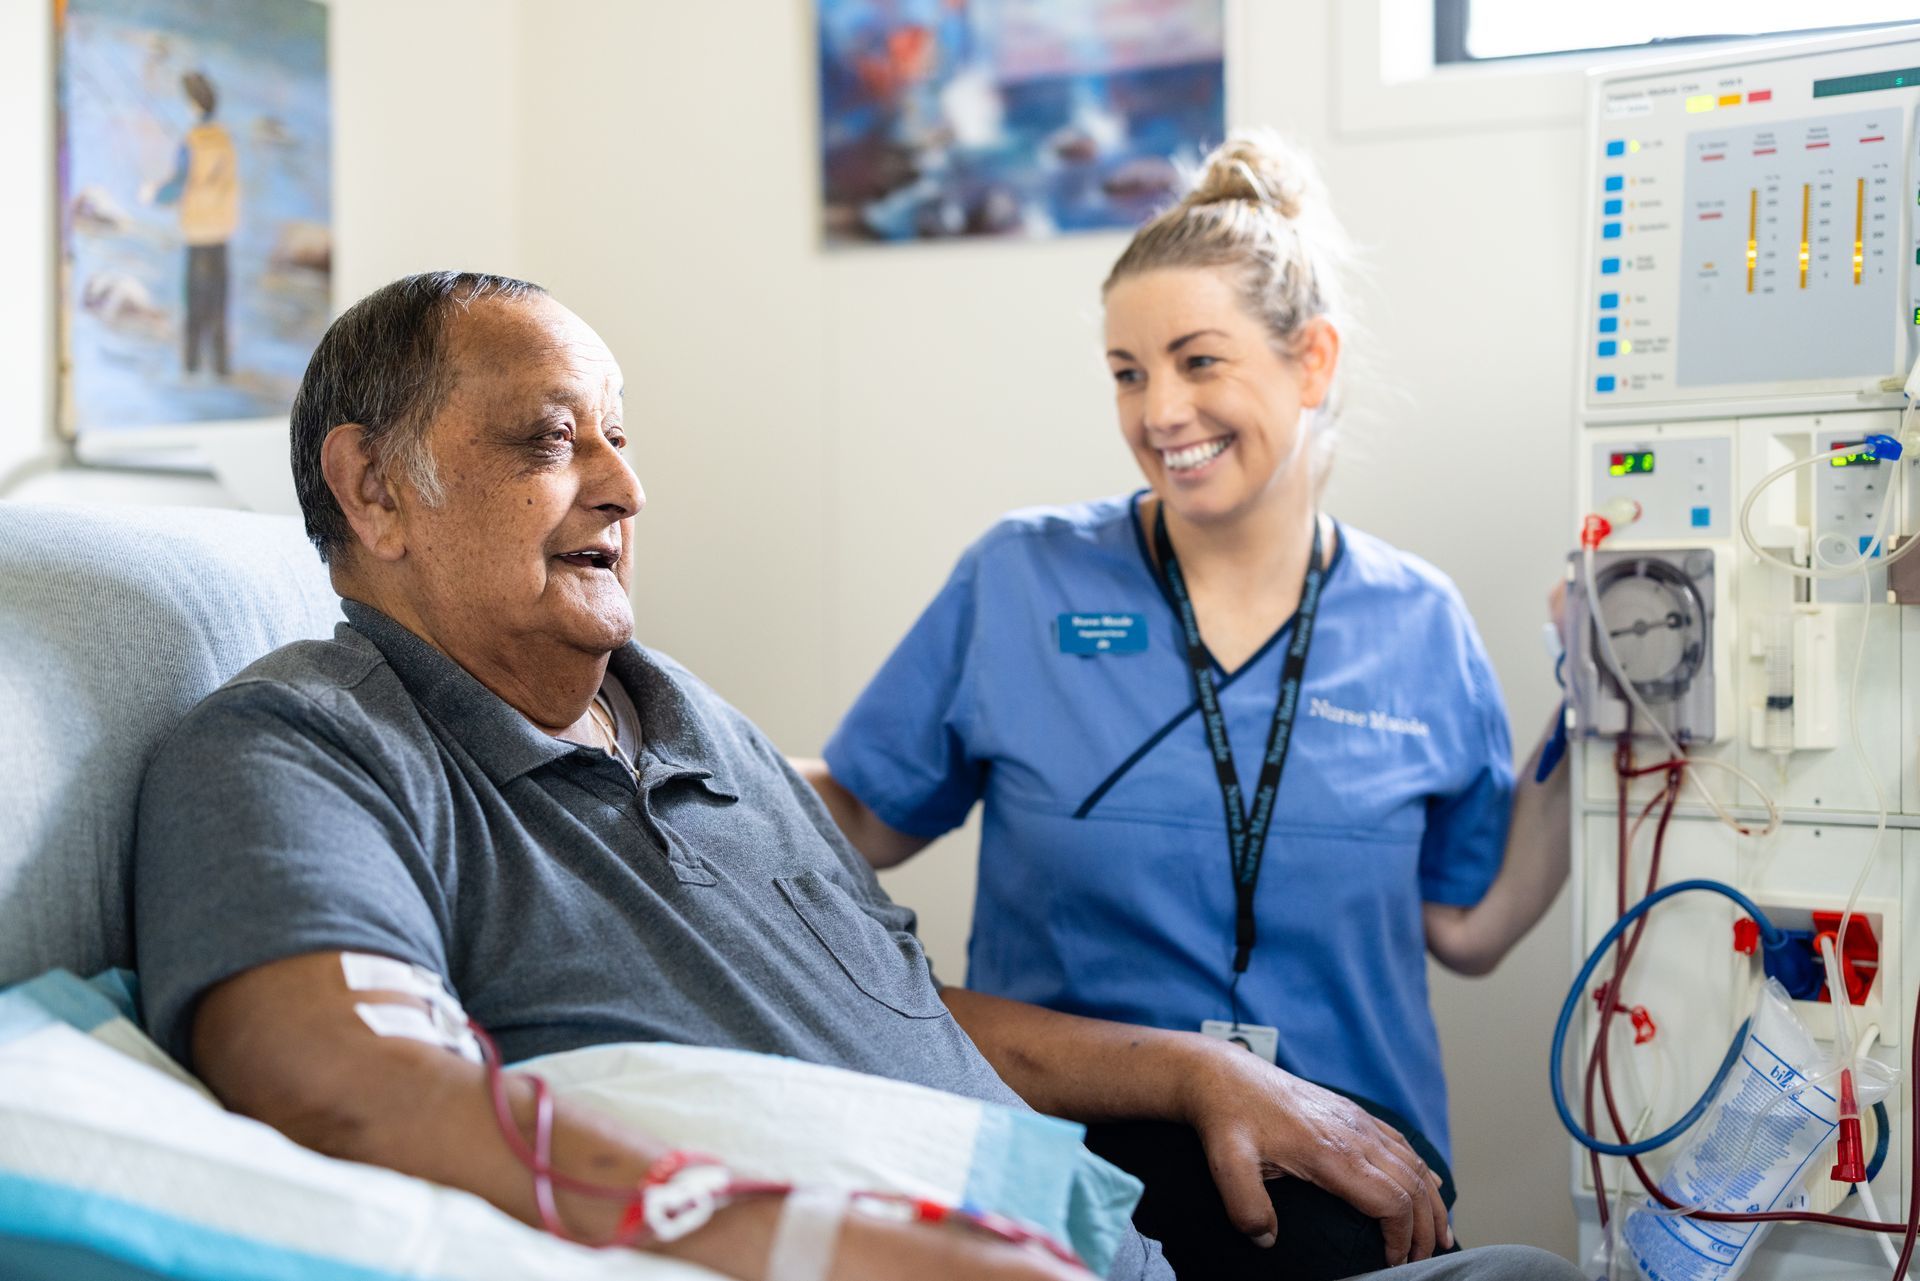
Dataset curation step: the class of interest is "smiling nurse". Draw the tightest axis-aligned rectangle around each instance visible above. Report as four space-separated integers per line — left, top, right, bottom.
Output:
798 133 1569 1281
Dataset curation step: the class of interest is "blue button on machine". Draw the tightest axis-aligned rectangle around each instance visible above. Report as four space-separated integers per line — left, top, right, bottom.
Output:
1599 317 1619 334
1599 292 1619 309
1604 199 1623 216
1602 223 1622 239
1691 507 1711 529
1601 259 1621 275
1861 536 1882 556
1605 175 1625 192
1596 376 1617 393
1598 341 1618 357
1606 140 1626 157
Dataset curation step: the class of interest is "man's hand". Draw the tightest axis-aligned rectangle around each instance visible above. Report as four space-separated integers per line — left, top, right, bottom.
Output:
1178 1039 1450 1266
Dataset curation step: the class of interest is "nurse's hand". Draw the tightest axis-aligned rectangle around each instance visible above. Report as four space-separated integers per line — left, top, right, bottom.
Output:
1179 1040 1451 1266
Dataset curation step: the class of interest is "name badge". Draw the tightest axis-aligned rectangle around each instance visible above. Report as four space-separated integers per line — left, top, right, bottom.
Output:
1057 612 1147 655
1201 1019 1280 1064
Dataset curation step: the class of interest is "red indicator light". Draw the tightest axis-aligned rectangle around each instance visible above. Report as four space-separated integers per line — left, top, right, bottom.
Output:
1748 89 1773 102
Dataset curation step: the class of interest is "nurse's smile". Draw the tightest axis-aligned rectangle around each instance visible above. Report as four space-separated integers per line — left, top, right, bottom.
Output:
1161 435 1235 477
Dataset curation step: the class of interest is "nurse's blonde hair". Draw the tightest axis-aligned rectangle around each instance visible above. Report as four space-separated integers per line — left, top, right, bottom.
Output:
1103 131 1353 476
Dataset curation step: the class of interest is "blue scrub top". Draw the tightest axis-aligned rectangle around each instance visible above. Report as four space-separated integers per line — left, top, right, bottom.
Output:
824 493 1514 1159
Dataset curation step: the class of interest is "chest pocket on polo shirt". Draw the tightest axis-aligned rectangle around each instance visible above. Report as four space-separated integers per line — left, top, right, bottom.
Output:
776 869 948 1019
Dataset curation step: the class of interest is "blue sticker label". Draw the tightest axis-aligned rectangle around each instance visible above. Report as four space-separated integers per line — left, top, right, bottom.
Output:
1058 613 1147 655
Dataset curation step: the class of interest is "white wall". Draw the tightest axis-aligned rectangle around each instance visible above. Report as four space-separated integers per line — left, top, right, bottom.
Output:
519 0 1581 1255
0 1 56 492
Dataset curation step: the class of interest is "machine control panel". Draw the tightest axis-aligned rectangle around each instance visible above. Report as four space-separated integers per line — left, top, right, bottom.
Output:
1584 35 1920 414
1588 434 1733 541
1812 424 1895 601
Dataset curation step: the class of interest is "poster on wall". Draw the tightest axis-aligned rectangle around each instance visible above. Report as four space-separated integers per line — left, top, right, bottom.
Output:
56 0 331 448
817 0 1225 245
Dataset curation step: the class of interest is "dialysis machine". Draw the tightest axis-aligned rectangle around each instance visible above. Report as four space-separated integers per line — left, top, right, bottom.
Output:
1566 24 1920 1280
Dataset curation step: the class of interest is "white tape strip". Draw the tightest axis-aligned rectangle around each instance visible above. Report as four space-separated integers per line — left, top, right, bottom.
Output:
351 1001 483 1062
344 952 481 1063
342 952 451 1006
766 1189 848 1281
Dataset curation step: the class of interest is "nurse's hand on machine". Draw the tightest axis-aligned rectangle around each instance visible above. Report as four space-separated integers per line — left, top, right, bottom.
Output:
1181 1037 1451 1266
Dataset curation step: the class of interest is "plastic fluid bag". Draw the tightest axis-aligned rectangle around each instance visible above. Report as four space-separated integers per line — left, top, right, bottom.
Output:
1621 978 1893 1281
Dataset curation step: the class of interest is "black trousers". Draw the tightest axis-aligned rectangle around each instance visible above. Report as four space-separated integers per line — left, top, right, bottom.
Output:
184 242 230 376
1083 1088 1459 1281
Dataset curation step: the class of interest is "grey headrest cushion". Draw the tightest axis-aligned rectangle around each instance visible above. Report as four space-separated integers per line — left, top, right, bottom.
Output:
0 501 341 986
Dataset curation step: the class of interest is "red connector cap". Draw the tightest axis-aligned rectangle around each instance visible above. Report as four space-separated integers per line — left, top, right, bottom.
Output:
1581 499 1643 549
1733 919 1760 956
1830 1069 1866 1184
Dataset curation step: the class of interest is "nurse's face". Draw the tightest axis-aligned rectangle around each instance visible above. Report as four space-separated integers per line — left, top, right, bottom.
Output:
1104 267 1337 529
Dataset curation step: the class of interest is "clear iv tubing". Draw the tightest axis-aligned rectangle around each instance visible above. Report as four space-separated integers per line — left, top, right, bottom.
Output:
1580 546 1781 837
1829 530 1895 1054
1736 420 1920 583
1737 440 1898 1049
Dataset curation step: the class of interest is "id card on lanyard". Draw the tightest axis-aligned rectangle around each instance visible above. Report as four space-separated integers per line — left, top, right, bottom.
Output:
1152 505 1325 1045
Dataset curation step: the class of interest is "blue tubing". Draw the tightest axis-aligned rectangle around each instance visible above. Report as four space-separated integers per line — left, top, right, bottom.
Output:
1551 878 1783 1157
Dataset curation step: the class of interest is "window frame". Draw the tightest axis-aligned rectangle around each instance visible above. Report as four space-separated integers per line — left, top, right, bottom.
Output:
1432 1 1919 67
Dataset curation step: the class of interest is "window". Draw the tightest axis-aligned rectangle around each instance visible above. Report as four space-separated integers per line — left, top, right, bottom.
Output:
1435 1 1920 64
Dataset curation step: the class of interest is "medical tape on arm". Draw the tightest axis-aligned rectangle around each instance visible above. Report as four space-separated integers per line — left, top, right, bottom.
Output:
766 1188 848 1281
341 951 481 1062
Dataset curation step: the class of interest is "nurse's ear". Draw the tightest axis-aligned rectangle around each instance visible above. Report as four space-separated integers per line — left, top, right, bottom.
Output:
1293 318 1341 411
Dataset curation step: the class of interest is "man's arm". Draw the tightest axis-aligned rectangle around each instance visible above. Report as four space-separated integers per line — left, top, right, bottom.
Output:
791 758 931 869
194 952 1091 1281
1423 715 1572 976
939 988 1452 1267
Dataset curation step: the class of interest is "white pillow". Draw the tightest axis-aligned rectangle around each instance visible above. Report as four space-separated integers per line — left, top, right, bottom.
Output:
527 1041 1142 1275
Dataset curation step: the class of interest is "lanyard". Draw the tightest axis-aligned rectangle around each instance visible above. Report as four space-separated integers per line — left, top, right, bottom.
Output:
1152 505 1325 987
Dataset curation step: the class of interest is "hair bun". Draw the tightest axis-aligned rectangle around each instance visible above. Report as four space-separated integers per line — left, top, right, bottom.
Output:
1184 132 1317 220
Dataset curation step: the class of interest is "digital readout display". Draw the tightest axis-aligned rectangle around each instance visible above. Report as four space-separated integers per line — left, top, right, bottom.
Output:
1608 451 1655 477
1830 441 1881 468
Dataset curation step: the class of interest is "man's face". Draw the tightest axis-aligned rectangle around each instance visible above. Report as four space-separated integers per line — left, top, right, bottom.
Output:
391 294 642 663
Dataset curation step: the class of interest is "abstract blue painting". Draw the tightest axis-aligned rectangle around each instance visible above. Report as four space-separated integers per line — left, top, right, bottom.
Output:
818 0 1225 244
57 0 331 438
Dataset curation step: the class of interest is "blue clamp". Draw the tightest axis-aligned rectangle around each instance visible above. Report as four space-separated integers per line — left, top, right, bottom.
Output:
1866 433 1904 461
1536 702 1568 783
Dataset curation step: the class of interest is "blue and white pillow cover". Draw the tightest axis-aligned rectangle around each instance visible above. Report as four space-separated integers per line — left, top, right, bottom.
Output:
0 970 1140 1280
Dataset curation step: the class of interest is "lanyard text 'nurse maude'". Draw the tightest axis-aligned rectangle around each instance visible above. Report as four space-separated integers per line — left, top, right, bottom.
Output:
1151 505 1325 1017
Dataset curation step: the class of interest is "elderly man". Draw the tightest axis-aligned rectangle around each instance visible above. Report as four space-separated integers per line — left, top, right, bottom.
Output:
133 273 1580 1281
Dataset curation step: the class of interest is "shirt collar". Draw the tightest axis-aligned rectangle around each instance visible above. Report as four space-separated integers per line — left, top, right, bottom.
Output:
339 599 738 799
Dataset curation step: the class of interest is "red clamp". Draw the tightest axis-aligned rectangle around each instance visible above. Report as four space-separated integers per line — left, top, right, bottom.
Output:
1831 1069 1866 1184
1809 912 1879 1006
1590 987 1657 1044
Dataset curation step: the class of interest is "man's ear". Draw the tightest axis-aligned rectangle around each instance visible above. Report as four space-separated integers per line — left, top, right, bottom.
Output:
320 424 406 563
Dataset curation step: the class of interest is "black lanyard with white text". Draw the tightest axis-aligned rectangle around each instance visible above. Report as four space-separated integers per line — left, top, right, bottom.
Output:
1152 505 1324 1012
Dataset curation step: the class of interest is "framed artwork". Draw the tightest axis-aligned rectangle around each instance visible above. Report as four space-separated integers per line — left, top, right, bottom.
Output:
56 0 331 451
817 0 1225 244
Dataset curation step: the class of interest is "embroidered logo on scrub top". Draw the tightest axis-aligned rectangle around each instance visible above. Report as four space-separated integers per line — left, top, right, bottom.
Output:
1307 696 1431 738
1057 613 1147 655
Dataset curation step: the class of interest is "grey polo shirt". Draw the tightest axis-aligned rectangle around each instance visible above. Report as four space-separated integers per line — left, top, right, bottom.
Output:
132 598 1026 1105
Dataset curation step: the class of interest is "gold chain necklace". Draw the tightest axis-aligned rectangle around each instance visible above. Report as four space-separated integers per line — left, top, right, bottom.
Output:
587 695 635 773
